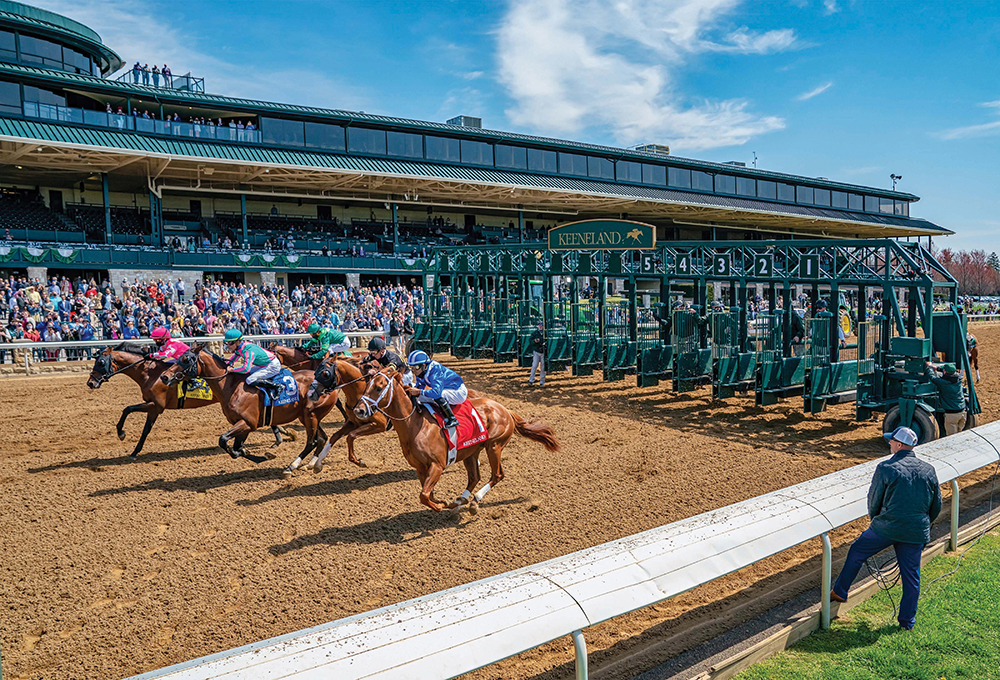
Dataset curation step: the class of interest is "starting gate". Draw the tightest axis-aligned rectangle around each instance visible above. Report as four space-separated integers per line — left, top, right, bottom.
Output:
451 294 473 359
470 294 495 359
493 296 518 363
571 300 601 376
517 299 542 367
711 310 755 399
672 309 711 393
636 304 671 387
544 301 573 372
603 301 633 381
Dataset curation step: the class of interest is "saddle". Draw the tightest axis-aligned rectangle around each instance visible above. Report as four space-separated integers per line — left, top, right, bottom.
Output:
422 400 488 466
257 369 299 427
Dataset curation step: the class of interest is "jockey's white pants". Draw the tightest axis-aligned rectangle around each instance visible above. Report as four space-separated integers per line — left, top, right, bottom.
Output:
245 357 281 385
418 383 467 405
329 340 351 354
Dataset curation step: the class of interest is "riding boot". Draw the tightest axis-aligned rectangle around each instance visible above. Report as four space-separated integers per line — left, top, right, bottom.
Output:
256 379 281 398
435 398 458 428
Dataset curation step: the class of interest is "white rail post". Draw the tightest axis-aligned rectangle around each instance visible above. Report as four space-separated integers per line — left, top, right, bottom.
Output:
821 532 832 629
950 479 960 552
23 352 29 376
572 629 588 680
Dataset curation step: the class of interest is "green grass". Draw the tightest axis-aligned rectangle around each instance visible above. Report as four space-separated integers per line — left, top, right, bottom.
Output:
736 530 1000 680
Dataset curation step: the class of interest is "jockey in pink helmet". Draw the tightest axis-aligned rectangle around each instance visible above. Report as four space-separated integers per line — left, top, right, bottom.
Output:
149 326 190 363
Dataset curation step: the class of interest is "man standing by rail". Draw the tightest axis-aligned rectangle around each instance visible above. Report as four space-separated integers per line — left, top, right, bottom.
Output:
830 426 942 630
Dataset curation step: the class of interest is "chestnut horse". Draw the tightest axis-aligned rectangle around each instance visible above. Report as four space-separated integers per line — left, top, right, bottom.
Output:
273 344 369 372
161 344 338 465
968 334 980 383
87 344 287 458
354 367 559 513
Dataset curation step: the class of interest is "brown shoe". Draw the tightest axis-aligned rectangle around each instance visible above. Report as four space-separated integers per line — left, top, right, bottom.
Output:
830 590 847 603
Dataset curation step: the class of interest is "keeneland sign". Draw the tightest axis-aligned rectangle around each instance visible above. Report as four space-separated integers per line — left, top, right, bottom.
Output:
548 219 656 251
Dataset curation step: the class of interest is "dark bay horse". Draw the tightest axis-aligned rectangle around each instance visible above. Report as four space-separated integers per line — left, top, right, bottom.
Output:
354 367 559 513
273 344 369 372
161 344 338 465
88 344 287 458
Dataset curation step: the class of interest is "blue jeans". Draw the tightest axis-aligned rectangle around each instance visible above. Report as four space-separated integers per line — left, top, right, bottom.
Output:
833 528 924 628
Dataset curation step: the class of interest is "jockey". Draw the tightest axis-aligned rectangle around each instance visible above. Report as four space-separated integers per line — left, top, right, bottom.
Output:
362 336 413 386
149 326 189 363
303 321 350 359
223 328 282 392
406 349 466 428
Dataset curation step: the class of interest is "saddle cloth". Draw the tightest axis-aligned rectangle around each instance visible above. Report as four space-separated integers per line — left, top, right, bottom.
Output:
424 400 488 466
178 377 212 402
261 368 300 408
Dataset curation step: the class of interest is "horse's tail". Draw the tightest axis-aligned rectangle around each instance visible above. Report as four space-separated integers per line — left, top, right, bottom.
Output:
510 412 560 452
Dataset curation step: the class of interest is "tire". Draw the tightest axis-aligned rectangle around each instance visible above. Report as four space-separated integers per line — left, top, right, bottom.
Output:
882 404 940 445
963 412 979 432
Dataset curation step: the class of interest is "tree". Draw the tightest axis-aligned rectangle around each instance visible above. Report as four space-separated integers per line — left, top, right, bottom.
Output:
989 252 1000 273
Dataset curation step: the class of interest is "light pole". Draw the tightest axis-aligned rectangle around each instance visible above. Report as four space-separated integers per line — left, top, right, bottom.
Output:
890 173 902 190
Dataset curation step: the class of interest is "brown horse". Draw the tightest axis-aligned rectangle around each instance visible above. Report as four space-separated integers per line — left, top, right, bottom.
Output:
354 367 559 513
160 344 338 465
273 344 323 372
968 340 980 383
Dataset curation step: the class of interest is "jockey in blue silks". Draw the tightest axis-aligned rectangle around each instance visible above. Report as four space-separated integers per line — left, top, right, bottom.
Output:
406 350 467 428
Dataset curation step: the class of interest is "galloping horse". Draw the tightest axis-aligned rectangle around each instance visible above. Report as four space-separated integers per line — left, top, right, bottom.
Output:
273 345 323 372
354 367 559 513
161 344 338 465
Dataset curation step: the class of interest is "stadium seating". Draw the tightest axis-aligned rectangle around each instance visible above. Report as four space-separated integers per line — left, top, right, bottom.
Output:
0 190 79 236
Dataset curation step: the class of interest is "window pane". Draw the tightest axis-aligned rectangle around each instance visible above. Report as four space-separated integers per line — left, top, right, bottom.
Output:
387 131 422 158
348 127 387 154
692 171 713 191
757 180 776 199
496 144 527 170
831 190 848 209
849 193 863 211
796 186 814 204
304 122 346 151
461 139 493 165
0 29 15 60
668 167 691 188
587 156 614 179
642 164 666 185
864 195 879 212
20 35 62 60
558 152 587 176
777 182 795 202
22 85 64 106
425 135 460 162
716 174 736 194
877 196 893 214
813 188 831 206
736 177 756 196
63 47 90 73
617 161 641 182
0 79 20 108
897 201 909 217
527 148 557 173
261 117 305 146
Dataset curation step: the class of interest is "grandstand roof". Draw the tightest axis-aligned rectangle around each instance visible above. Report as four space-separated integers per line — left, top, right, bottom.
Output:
0 4 122 73
0 116 948 239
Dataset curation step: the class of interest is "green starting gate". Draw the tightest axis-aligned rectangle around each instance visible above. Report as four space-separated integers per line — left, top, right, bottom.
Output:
603 301 634 381
672 309 711 392
517 299 542 367
451 294 473 359
572 300 601 376
493 296 518 363
637 304 672 387
544 300 573 372
754 311 806 406
470 294 495 359
711 310 755 399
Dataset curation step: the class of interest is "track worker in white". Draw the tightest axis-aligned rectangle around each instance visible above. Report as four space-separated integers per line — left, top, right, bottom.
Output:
529 321 545 387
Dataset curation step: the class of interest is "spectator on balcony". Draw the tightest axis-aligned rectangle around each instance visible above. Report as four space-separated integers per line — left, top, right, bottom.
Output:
152 65 160 87
106 103 113 114
142 64 150 85
163 65 172 87
270 205 278 217
132 62 141 83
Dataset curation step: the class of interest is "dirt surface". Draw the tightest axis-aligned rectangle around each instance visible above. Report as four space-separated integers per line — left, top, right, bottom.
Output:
1 327 997 680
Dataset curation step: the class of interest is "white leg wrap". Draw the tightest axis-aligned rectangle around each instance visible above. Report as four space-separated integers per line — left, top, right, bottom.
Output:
473 482 492 502
456 489 471 504
314 439 334 467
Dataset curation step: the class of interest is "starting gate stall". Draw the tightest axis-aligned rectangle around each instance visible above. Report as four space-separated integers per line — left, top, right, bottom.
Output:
450 293 473 359
571 299 601 376
517 298 542 367
544 300 573 372
603 300 634 381
754 312 806 406
492 295 519 363
672 308 712 393
412 290 453 355
636 303 672 387
470 294 495 359
711 309 755 399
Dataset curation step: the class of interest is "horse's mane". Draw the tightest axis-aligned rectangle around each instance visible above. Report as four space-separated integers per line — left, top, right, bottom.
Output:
208 351 228 369
114 342 149 357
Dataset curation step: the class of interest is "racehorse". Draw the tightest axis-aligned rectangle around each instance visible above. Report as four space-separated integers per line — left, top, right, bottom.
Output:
354 366 560 513
273 345 323 372
160 343 338 465
86 343 287 459
968 334 980 383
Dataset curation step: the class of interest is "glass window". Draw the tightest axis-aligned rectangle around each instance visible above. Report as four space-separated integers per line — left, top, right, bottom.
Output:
831 190 848 209
19 35 62 67
864 195 879 212
304 122 346 151
0 29 15 61
461 139 493 165
642 163 666 185
260 117 305 146
425 135 460 162
849 193 863 211
386 131 422 158
617 161 641 182
0 79 19 116
347 127 387 154
757 180 776 199
588 156 614 180
668 167 691 188
896 201 909 217
692 171 713 191
796 186 814 204
558 152 588 176
527 148 557 173
736 177 756 196
716 174 736 194
22 85 64 106
496 144 527 170
879 197 894 214
813 188 831 206
777 182 795 202
63 47 91 74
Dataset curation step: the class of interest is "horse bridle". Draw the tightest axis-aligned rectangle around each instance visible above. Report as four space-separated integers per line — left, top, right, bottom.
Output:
310 359 367 399
357 368 416 422
93 352 145 387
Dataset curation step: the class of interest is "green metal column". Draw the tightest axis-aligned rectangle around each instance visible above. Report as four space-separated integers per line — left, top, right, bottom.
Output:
782 282 793 358
240 194 248 246
148 190 163 247
627 277 638 344
392 202 399 250
518 210 524 245
102 172 111 244
830 281 840 363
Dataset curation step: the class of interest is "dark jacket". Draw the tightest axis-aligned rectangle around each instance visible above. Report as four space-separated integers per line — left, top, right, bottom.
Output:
925 367 966 413
789 309 805 342
868 450 942 544
364 349 406 372
530 328 545 355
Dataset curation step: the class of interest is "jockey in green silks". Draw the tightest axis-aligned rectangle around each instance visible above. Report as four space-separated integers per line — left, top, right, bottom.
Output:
303 321 350 359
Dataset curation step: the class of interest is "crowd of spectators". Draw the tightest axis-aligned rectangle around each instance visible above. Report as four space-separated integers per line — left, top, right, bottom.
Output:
0 274 422 362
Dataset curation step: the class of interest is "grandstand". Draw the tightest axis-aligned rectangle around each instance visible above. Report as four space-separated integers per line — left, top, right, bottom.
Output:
0 0 948 290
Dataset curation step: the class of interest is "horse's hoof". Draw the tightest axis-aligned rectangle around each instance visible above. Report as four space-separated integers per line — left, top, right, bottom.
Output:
264 450 277 461
350 458 367 468
228 450 240 460
282 470 293 480
117 431 126 441
271 442 281 449
128 454 138 461
468 501 479 516
311 460 324 474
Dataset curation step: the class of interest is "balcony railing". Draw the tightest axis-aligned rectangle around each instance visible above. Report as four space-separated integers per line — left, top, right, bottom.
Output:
113 69 205 93
22 102 262 143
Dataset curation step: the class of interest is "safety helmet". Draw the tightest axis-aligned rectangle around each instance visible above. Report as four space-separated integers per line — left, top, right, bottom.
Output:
368 336 386 352
307 322 321 335
223 328 243 343
815 299 828 309
151 326 170 342
407 350 431 366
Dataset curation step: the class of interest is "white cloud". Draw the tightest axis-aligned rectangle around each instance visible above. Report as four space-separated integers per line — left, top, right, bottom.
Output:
29 0 370 111
823 0 840 15
840 165 881 176
496 0 796 151
938 99 1000 140
796 81 833 101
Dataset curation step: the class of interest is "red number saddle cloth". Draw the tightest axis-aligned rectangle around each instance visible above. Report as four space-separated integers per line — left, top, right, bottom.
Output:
424 400 488 465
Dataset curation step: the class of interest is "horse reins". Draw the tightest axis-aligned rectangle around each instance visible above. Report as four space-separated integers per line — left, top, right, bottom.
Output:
97 356 146 385
359 371 417 422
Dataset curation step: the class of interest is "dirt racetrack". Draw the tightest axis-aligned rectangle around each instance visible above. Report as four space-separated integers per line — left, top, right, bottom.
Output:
1 327 998 680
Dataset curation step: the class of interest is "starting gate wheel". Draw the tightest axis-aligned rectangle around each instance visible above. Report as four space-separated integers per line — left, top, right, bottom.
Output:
841 312 852 337
881 405 940 445
963 412 979 431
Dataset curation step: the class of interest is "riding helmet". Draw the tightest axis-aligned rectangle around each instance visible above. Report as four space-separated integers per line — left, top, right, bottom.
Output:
307 321 321 335
407 349 431 365
224 328 243 343
151 326 170 342
368 336 386 352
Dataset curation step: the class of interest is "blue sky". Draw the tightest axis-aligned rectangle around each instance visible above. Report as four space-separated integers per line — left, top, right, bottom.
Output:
35 0 1000 250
